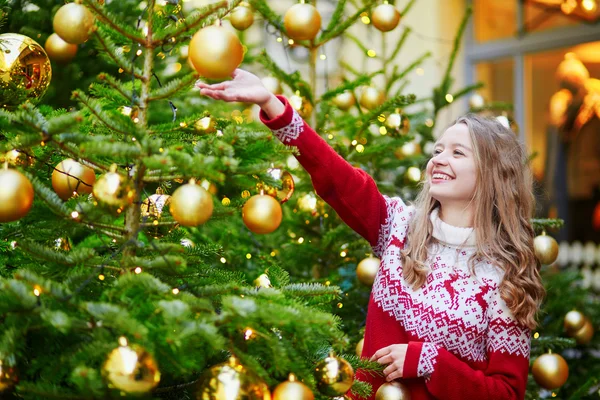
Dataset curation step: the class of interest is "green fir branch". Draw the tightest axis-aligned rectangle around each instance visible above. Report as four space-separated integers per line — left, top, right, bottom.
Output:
91 29 144 81
318 2 372 45
149 73 198 101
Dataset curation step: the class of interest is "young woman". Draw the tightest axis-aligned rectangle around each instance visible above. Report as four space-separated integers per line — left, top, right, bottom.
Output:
197 69 545 400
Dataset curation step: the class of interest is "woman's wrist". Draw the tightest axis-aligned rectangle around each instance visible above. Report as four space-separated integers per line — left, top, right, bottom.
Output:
259 94 285 120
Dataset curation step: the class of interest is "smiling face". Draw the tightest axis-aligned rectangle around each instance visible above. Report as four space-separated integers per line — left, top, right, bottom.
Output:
426 123 478 208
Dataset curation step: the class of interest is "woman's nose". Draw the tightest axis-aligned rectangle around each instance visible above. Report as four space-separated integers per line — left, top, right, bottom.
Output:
432 153 448 165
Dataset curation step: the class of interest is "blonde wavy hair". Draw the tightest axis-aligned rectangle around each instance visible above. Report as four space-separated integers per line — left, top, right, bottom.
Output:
400 114 545 330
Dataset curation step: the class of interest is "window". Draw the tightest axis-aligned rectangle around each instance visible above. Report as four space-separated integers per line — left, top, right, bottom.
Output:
474 0 517 42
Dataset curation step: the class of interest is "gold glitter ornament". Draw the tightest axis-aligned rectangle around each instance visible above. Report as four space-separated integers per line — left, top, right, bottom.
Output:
371 3 401 32
355 338 364 358
314 352 354 396
1 150 34 167
103 340 161 394
0 168 34 223
242 194 283 234
44 33 78 63
533 232 559 265
230 2 254 31
375 381 411 400
93 164 135 208
359 87 385 110
170 179 214 227
189 25 244 80
531 352 569 390
195 116 216 134
564 310 586 334
571 318 594 345
356 256 380 286
195 356 271 400
386 113 410 136
332 91 356 111
394 142 421 160
53 3 95 44
273 374 314 400
0 33 52 109
51 158 96 201
284 3 322 41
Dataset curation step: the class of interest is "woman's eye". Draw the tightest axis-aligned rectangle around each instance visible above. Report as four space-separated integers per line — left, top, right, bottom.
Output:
454 150 464 156
433 149 442 155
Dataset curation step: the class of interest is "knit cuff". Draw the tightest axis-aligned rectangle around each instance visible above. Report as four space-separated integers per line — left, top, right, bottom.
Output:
259 96 305 144
402 341 423 379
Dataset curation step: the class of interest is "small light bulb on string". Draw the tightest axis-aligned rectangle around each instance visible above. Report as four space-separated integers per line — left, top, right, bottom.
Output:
244 328 255 340
33 285 41 297
367 49 376 57
99 274 105 281
445 94 454 103
172 288 180 295
71 211 80 219
246 253 252 259
220 257 227 264
134 267 142 274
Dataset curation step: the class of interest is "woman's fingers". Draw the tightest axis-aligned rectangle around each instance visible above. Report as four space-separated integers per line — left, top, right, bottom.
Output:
383 363 397 378
386 368 403 381
376 354 393 364
370 346 390 362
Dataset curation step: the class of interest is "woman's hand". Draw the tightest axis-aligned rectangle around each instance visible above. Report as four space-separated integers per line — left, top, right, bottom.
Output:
195 69 284 119
370 344 408 381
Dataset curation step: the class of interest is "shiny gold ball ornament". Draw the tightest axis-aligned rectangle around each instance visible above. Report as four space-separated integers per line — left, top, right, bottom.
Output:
230 2 254 31
195 356 271 400
386 113 410 136
356 256 380 286
273 373 314 400
376 382 411 400
290 94 313 119
52 158 96 201
189 25 244 80
355 338 364 358
564 310 586 334
44 33 77 63
534 232 559 265
1 150 34 167
572 318 594 345
531 352 569 390
0 168 34 223
53 3 95 44
170 179 214 227
262 76 283 95
284 3 322 41
359 87 385 110
103 339 160 394
195 116 216 134
394 141 421 160
93 164 135 208
0 361 17 392
371 3 401 32
468 93 485 109
0 33 52 110
332 91 356 111
254 273 272 288
242 194 283 234
314 352 354 396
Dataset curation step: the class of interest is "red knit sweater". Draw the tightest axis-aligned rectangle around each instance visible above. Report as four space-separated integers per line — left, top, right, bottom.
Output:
260 97 531 400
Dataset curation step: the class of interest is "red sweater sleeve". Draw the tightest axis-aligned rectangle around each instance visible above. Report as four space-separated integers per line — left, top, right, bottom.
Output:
401 291 531 400
260 96 389 250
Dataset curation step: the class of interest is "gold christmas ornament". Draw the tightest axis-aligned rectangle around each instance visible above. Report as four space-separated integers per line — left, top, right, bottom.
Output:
1 150 34 167
375 381 411 400
103 339 161 394
284 3 322 41
141 187 175 238
262 76 283 95
195 356 271 400
44 33 77 63
405 166 422 184
314 352 354 396
359 87 385 110
195 116 217 134
371 3 401 32
93 164 135 208
289 94 313 119
242 194 283 234
0 361 17 393
386 113 410 136
468 93 485 109
254 273 272 288
564 310 586 334
170 179 214 227
273 373 314 400
0 168 34 223
394 142 421 160
189 25 244 80
355 338 364 358
0 33 52 110
572 318 594 345
53 3 95 44
531 352 569 390
356 256 380 286
533 232 559 265
332 91 356 111
52 158 96 201
230 2 254 31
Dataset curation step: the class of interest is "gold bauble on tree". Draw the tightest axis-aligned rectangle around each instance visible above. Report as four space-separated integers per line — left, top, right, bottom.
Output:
195 116 216 134
0 361 17 393
45 33 78 63
230 2 254 31
571 317 594 345
273 373 314 400
332 91 356 111
284 3 322 41
0 168 34 223
359 87 385 110
242 194 283 234
564 310 586 334
394 141 421 160
195 356 271 400
355 338 364 357
468 93 485 109
534 232 559 265
262 76 283 95
189 25 244 80
103 338 160 394
290 94 313 119
0 33 52 110
53 3 95 44
52 158 96 201
93 164 134 209
386 112 410 136
170 179 214 227
531 352 569 390
314 352 354 396
376 382 411 400
1 150 34 167
371 3 401 32
356 256 380 286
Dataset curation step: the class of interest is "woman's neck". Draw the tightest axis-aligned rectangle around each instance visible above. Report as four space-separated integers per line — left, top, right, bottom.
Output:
438 203 474 228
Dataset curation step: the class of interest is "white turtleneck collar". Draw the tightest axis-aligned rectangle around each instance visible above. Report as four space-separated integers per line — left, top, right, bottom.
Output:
430 208 476 248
